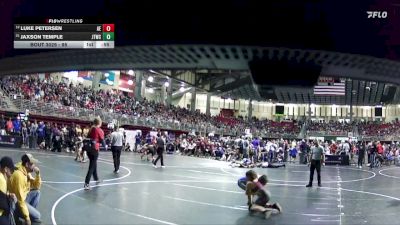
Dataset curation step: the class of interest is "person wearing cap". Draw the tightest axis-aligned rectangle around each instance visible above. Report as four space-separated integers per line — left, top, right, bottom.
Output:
0 156 17 225
84 117 105 190
9 154 41 225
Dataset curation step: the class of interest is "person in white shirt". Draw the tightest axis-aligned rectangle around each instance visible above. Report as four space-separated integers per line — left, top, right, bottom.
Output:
188 141 196 156
242 138 250 159
180 138 188 153
269 141 278 162
110 127 124 173
343 142 350 155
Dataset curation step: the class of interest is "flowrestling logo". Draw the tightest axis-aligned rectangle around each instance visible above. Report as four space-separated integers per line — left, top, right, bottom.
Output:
367 11 388 18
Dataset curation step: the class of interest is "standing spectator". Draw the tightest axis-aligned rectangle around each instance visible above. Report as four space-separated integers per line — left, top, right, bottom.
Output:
36 122 45 149
21 123 28 149
135 133 141 152
110 127 123 173
51 125 62 152
75 133 85 163
252 137 260 162
5 118 13 135
242 138 250 159
12 117 21 135
283 140 289 162
369 142 377 168
0 115 6 134
358 142 366 168
82 126 90 138
9 154 42 225
44 123 52 151
153 133 165 168
29 121 38 149
66 124 77 153
84 117 105 190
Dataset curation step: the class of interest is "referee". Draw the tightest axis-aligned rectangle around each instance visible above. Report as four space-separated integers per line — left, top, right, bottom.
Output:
110 127 123 173
153 133 165 168
306 140 325 188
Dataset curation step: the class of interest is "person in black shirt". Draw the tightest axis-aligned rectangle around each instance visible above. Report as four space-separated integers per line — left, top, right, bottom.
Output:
357 142 366 168
0 115 5 132
44 123 52 151
369 141 377 168
153 133 165 168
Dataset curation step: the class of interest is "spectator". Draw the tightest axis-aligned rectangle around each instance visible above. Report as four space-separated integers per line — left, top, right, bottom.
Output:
5 118 13 134
0 156 17 225
9 154 42 225
0 115 6 134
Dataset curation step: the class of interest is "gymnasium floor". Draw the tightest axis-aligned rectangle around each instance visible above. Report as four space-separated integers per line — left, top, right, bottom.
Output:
1 147 399 225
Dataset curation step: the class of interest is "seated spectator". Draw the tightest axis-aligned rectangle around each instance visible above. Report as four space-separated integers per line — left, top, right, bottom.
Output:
0 156 17 225
9 154 42 225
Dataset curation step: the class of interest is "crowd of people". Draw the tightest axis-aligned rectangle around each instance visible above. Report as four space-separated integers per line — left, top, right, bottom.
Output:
0 75 301 138
357 121 400 139
307 120 354 136
3 75 400 140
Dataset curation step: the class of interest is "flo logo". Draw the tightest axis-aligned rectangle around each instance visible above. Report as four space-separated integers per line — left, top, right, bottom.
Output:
367 11 388 18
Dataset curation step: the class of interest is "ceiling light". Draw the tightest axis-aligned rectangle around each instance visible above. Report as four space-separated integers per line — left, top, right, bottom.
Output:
104 73 109 77
179 87 185 92
128 70 134 75
148 88 154 93
127 80 133 85
164 82 170 87
148 76 154 82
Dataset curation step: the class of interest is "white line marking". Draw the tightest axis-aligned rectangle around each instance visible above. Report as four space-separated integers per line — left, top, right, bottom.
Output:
51 179 400 225
302 214 339 217
170 174 210 180
42 183 86 201
42 162 132 184
188 170 228 176
171 182 338 201
39 164 84 179
219 166 376 183
311 219 340 222
378 167 400 179
313 203 336 205
98 157 216 169
113 207 178 225
170 183 242 194
164 196 248 211
337 166 343 225
0 148 132 184
339 188 400 201
51 180 235 225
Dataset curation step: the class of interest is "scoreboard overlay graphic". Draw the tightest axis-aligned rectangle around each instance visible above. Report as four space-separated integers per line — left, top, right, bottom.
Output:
14 20 115 49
